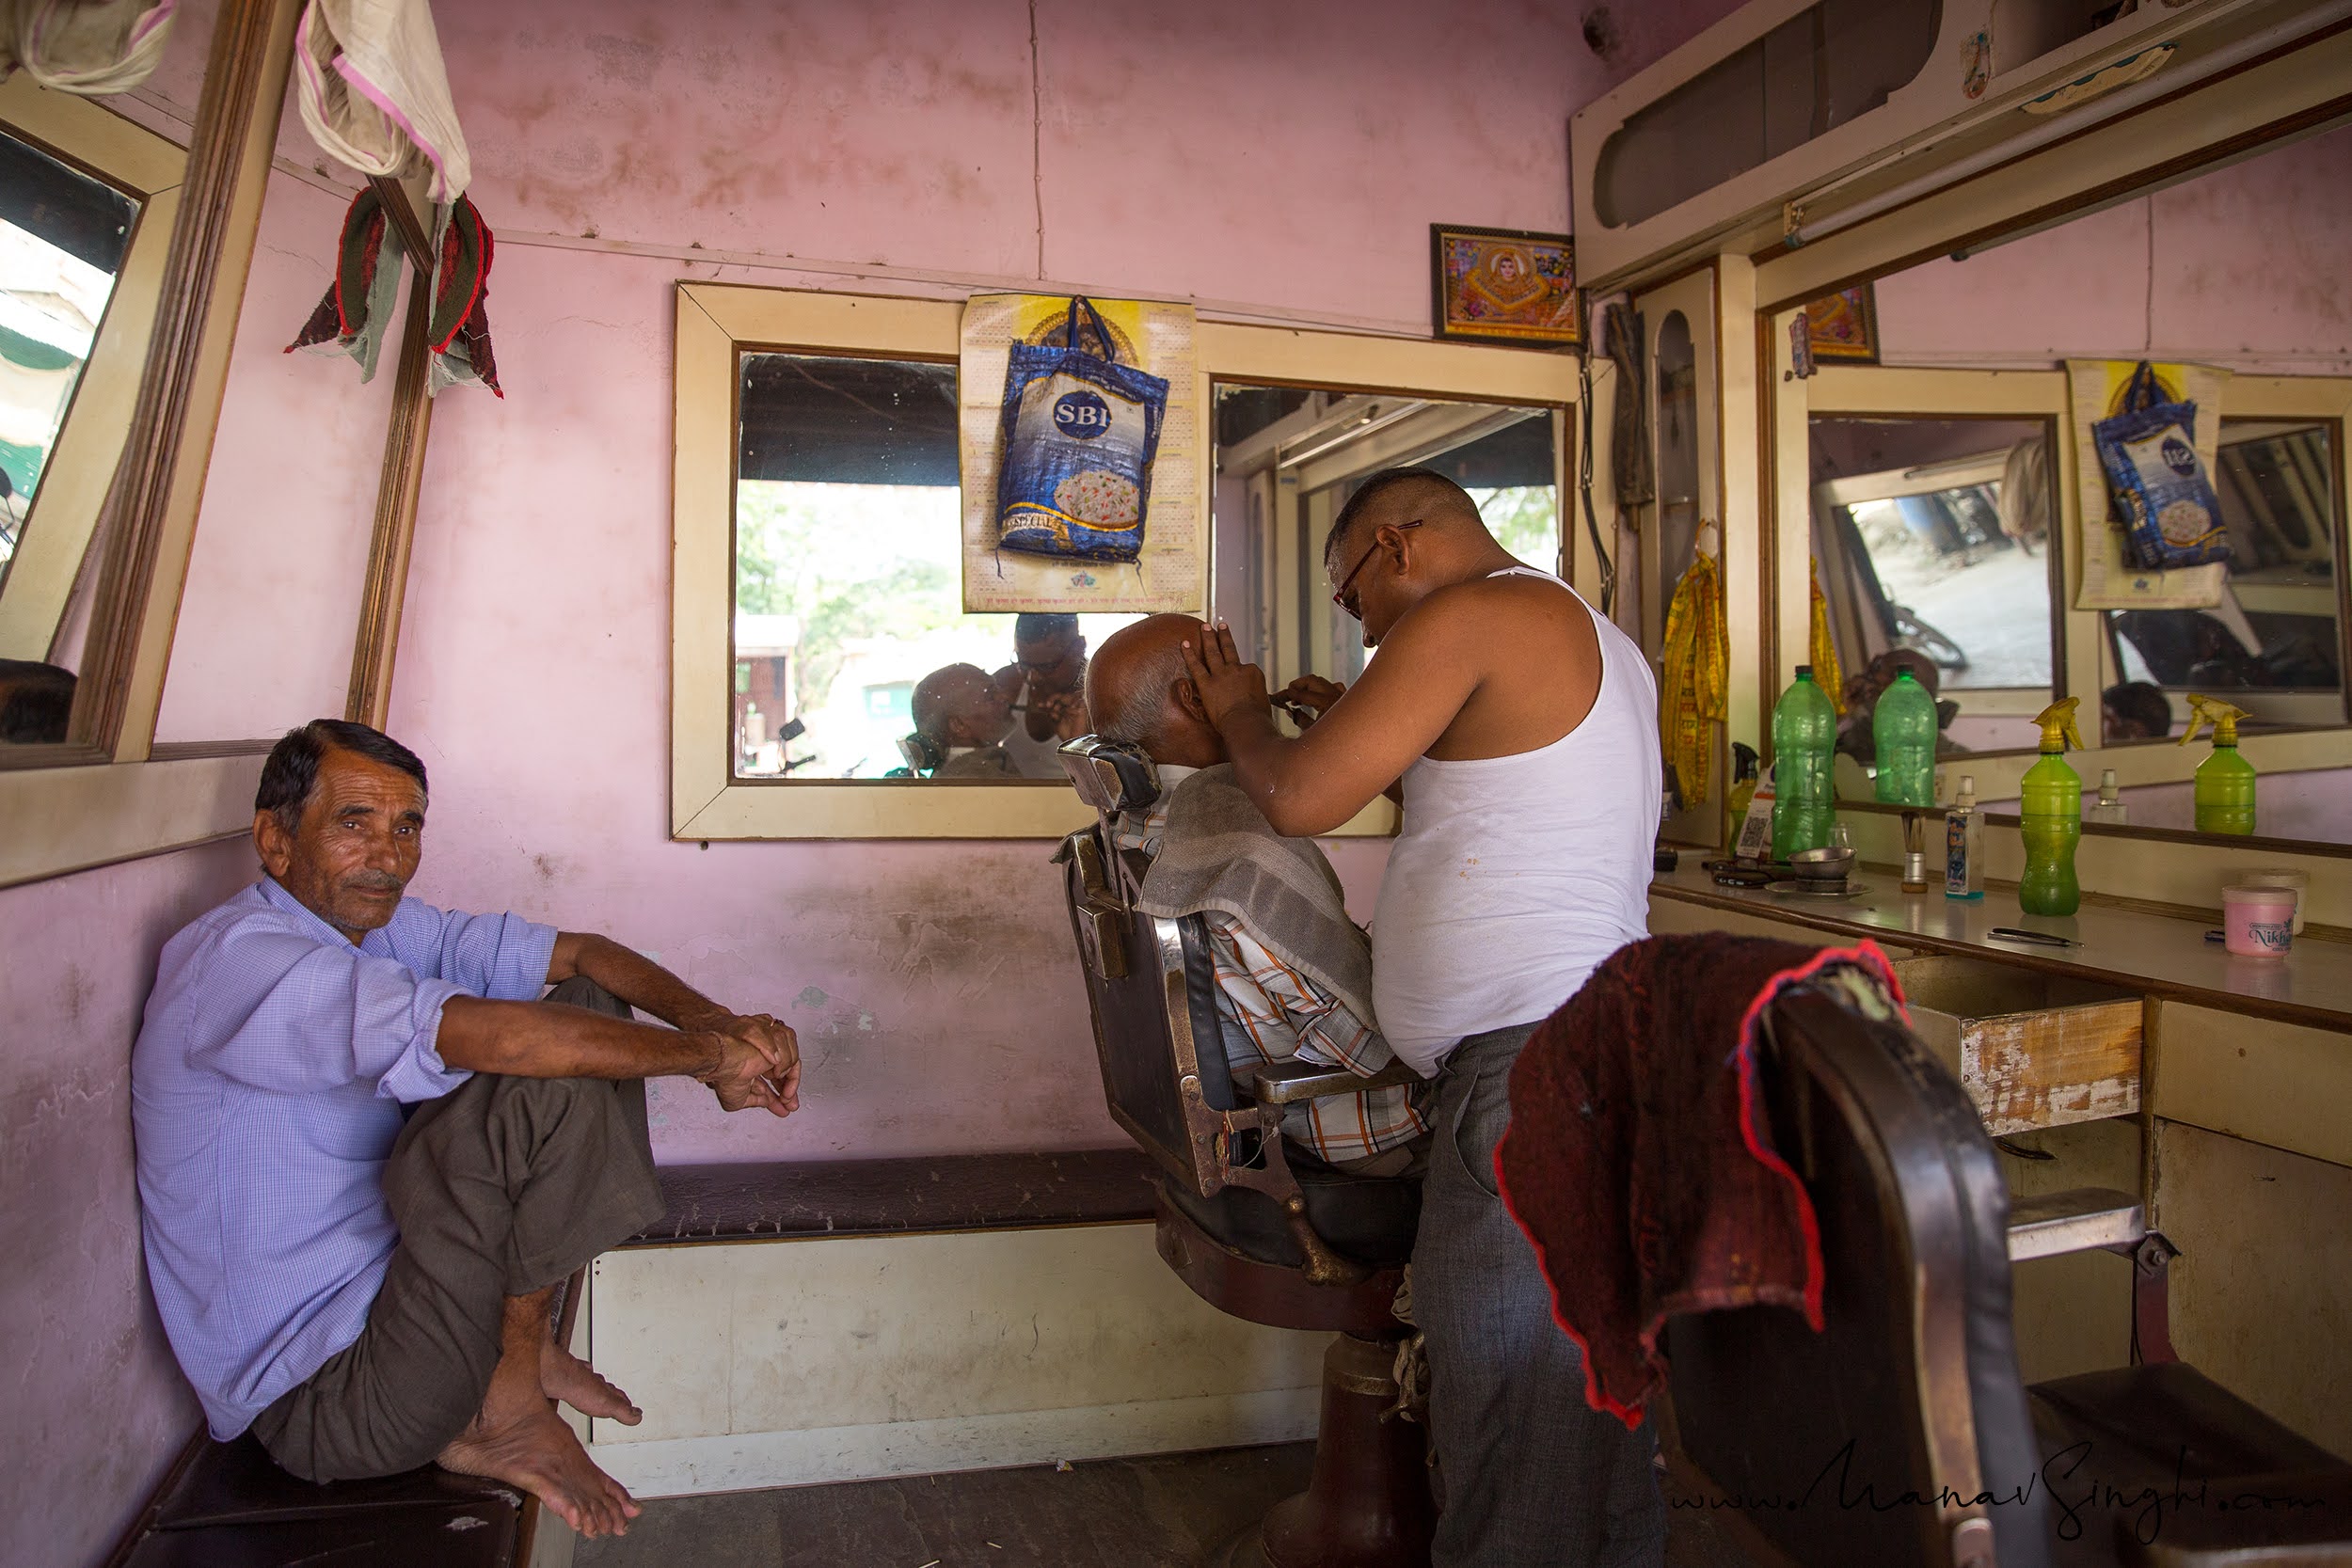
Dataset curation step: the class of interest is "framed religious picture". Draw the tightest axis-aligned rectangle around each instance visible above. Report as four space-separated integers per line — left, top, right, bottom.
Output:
1431 225 1580 348
1804 284 1880 363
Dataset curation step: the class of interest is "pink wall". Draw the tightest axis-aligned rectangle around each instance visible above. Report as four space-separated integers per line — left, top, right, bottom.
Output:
370 0 1740 1163
1874 123 2352 373
0 838 257 1568
153 159 395 744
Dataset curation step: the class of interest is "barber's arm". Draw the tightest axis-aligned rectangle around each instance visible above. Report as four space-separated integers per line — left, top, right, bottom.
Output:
1184 615 1476 837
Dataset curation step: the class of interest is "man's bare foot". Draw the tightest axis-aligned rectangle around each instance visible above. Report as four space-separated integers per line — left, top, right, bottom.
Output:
541 1338 642 1426
438 1397 642 1540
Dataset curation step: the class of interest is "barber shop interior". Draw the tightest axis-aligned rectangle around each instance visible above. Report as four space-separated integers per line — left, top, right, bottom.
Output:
8 2 2352 1566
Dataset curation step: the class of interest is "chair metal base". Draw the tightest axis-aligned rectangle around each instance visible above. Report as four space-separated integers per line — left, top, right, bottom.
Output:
1208 1332 1434 1568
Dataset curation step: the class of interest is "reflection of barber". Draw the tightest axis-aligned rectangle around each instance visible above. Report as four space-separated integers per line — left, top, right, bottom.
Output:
911 664 1016 779
998 613 1090 779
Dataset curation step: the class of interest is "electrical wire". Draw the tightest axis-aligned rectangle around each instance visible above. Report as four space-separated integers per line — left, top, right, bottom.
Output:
1577 339 1616 615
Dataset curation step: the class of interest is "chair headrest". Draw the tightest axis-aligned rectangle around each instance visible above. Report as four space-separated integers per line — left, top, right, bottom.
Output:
1058 736 1160 817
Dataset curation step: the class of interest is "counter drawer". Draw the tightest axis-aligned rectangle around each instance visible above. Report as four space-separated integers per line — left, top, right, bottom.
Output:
1890 956 2142 1135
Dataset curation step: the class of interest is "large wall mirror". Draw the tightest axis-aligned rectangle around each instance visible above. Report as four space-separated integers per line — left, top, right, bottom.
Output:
1782 118 2352 847
0 75 189 753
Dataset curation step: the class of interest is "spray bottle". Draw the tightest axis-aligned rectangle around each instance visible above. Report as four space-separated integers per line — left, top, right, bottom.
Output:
2179 695 2257 835
2019 698 2085 917
1724 743 1760 859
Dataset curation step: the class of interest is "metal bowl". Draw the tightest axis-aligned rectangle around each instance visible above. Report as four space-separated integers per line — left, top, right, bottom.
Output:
1787 846 1856 883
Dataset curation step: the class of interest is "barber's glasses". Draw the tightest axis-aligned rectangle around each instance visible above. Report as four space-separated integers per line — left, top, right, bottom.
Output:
1330 519 1421 620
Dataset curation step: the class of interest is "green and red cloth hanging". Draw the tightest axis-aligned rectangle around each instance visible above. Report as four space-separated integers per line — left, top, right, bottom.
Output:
286 185 501 398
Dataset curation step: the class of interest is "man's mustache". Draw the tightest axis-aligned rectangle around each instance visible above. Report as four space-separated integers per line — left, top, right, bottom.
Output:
343 873 405 894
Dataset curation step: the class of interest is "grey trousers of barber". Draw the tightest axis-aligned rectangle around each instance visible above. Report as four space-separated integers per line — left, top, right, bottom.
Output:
253 978 667 1481
1415 1022 1667 1568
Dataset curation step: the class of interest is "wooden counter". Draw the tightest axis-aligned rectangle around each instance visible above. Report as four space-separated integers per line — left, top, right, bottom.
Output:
1649 861 2352 1037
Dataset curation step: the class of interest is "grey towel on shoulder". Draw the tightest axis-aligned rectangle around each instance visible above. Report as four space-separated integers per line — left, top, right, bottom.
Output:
1135 764 1378 1028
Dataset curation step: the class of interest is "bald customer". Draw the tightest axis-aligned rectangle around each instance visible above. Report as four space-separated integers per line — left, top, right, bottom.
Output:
912 662 1017 778
1088 616 1425 1172
1184 468 1666 1567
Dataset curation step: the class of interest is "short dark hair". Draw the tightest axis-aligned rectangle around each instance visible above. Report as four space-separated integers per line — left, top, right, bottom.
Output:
1014 612 1079 645
1325 467 1478 562
0 658 75 744
256 720 428 834
2103 680 2172 740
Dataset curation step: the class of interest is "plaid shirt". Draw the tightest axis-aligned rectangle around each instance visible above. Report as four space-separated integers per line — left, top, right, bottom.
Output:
1116 769 1425 1164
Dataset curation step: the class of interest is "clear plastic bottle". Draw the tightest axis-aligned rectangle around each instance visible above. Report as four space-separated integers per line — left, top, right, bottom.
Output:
2019 699 2085 917
2180 695 2257 835
1945 775 1983 901
1871 670 1937 807
2087 768 2128 825
1771 666 1837 861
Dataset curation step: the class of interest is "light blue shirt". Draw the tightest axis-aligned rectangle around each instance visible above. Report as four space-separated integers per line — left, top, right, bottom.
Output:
132 878 557 1438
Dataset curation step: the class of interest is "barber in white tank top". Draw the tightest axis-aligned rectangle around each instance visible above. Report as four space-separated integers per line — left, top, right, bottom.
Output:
1184 468 1667 1568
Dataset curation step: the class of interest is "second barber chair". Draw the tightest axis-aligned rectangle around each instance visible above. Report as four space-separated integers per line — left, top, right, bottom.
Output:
1056 736 1433 1568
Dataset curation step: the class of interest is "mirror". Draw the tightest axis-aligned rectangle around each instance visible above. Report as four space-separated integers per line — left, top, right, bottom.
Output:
152 66 408 745
729 350 1137 783
1802 118 2351 845
1210 383 1561 693
1811 414 2061 788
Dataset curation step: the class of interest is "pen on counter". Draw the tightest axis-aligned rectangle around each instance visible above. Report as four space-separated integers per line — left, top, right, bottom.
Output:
1987 927 2078 948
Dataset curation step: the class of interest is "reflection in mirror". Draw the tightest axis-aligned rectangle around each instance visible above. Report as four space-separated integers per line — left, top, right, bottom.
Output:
1811 416 2059 787
0 128 135 746
730 351 1136 783
2102 420 2342 743
1210 382 1559 693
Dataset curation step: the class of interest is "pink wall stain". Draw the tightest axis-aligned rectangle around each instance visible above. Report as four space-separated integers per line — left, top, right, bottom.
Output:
1874 124 2352 372
0 838 258 1568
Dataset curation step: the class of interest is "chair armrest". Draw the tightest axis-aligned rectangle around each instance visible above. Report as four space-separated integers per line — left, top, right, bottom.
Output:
2006 1187 2145 1262
1243 1057 1422 1105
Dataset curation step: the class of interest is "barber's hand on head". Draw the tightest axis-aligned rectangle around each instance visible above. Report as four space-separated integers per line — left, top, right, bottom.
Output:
1274 674 1344 728
1034 689 1088 738
1181 622 1272 729
695 1013 801 1118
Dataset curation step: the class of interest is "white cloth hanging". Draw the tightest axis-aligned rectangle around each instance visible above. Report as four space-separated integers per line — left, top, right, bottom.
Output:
294 0 469 202
0 0 177 95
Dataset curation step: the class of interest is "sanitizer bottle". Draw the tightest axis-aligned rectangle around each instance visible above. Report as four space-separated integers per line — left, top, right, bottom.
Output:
2179 694 2257 835
2019 699 2086 917
1945 775 1983 901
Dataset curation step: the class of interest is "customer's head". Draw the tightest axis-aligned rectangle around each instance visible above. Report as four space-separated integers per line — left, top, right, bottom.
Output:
0 657 74 743
1012 612 1086 697
2103 680 2173 741
252 720 430 941
913 663 1013 750
1847 648 1942 713
1086 614 1228 770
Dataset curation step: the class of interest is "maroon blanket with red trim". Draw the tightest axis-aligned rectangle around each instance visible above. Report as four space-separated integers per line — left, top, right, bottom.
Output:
1495 933 1901 1429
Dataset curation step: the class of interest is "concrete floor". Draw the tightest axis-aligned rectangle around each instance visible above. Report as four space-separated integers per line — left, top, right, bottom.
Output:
575 1442 1766 1568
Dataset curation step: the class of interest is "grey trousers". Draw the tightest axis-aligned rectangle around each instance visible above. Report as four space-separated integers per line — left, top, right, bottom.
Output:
252 978 667 1481
1414 1022 1667 1568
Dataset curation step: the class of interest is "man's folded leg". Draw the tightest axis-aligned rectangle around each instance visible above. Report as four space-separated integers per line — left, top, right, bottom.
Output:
252 979 666 1483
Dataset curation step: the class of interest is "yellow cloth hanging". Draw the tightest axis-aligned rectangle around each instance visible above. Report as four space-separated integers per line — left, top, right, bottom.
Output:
1659 548 1727 804
1808 564 1848 717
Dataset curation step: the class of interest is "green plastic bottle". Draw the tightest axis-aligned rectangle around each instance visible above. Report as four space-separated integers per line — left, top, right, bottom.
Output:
2018 697 2085 917
1872 670 1938 806
1771 666 1837 861
2180 694 2257 835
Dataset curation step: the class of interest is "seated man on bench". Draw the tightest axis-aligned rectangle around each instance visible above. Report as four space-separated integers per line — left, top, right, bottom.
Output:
1088 616 1424 1175
133 720 802 1542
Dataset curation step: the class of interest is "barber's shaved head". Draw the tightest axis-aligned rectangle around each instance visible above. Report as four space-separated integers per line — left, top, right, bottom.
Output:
1087 614 1225 768
1324 467 1486 565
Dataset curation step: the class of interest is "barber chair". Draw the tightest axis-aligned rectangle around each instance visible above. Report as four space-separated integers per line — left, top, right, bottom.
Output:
1657 973 2352 1568
1056 736 1434 1568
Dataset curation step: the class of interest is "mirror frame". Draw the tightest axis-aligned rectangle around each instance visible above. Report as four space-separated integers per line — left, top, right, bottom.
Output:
670 281 1579 840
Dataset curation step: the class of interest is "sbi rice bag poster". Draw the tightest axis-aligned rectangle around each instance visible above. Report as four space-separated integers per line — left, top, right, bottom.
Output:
961 293 1201 613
